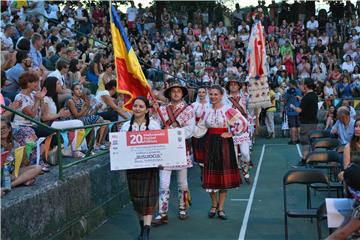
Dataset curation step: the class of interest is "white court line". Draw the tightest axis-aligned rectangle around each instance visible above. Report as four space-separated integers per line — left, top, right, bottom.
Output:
296 144 303 158
231 199 249 202
238 144 266 240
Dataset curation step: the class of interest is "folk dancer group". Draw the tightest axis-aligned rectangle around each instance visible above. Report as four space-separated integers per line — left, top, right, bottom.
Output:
120 76 256 240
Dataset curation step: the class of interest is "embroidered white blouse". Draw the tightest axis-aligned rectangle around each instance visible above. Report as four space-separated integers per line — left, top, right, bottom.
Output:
191 101 210 121
194 105 248 138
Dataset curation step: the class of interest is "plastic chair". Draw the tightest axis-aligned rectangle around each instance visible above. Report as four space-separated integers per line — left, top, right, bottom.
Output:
310 138 340 152
283 169 329 240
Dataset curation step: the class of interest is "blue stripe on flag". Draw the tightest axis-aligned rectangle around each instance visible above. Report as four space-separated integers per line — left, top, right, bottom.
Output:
111 5 132 52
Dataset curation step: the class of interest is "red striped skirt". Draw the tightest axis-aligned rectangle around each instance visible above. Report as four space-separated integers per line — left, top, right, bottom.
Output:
202 128 241 189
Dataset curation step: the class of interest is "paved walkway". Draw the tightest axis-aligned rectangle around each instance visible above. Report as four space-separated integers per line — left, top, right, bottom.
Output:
87 138 332 240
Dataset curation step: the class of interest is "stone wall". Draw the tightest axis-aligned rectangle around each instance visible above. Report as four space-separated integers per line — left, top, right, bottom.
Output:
1 155 129 240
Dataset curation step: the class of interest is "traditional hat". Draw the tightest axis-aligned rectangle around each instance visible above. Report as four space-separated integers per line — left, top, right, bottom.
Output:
163 81 188 100
225 74 243 92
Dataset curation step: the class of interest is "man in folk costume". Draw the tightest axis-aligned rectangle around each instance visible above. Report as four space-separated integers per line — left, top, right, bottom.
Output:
152 81 195 225
224 74 252 184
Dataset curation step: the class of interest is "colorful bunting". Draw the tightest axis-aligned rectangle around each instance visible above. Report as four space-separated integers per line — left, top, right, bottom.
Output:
25 141 36 161
14 146 25 177
318 101 324 110
60 131 69 152
44 134 55 161
334 98 341 107
354 100 360 109
75 129 85 150
36 137 46 165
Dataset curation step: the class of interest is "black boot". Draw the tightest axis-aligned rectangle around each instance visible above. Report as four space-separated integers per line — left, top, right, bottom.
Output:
142 225 150 240
138 220 144 240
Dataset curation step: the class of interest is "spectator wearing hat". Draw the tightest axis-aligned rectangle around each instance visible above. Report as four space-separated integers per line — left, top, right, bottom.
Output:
152 81 195 225
328 163 360 240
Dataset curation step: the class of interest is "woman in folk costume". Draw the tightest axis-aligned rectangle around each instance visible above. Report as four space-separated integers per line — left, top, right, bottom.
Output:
224 74 252 184
120 96 161 240
194 85 247 220
152 81 195 225
191 86 210 171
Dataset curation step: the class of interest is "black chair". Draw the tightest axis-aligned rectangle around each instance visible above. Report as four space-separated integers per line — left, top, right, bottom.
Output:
311 138 340 152
305 151 340 176
308 130 331 145
283 169 329 240
336 144 346 154
305 151 344 196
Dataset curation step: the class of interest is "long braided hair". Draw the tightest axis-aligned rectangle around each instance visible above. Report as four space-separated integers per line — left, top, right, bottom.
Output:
128 96 151 132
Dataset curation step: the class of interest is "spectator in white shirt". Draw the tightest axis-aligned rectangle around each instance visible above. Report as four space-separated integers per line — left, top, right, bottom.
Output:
0 24 14 51
47 59 72 104
306 16 319 37
342 55 356 74
126 1 138 31
75 2 84 17
215 21 228 36
237 21 249 34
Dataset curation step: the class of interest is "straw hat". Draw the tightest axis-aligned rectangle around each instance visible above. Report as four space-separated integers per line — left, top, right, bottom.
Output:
163 81 188 100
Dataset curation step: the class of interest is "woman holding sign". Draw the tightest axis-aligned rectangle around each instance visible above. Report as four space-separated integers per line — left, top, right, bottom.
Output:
194 85 247 220
120 96 161 240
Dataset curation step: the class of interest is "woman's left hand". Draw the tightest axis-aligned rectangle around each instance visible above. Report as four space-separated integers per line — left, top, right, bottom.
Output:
221 132 232 138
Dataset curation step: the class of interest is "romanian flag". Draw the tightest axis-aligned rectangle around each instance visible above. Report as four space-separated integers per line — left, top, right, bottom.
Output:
110 5 151 111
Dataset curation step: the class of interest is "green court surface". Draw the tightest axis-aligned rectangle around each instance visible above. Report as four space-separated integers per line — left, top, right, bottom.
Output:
87 138 333 240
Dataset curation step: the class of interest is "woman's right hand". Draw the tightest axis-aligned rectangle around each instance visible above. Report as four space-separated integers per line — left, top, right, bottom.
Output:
337 171 344 182
34 88 47 101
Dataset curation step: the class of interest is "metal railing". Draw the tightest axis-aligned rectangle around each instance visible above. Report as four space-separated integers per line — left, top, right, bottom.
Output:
1 104 125 180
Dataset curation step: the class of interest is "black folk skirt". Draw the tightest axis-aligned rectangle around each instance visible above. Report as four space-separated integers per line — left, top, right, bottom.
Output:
192 136 206 166
126 168 159 215
202 128 241 190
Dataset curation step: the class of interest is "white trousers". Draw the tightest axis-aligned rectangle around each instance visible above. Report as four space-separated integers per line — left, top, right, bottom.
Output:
159 169 188 191
239 142 251 163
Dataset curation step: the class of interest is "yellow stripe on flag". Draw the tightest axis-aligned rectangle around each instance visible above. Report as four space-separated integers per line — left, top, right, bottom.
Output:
14 146 25 178
354 100 360 109
75 129 85 150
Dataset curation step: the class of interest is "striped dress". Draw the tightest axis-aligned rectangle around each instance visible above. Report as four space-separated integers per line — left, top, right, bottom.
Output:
120 120 161 215
194 105 247 191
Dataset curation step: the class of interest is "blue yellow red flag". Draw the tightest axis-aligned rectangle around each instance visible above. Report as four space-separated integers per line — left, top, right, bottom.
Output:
110 5 151 111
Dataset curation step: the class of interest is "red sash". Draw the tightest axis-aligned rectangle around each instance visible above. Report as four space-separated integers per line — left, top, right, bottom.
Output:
165 104 189 127
228 97 247 118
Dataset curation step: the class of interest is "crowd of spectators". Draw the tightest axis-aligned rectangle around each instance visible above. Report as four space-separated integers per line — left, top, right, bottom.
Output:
0 1 359 192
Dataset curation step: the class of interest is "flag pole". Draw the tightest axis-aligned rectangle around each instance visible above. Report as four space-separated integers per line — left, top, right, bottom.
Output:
148 89 168 128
